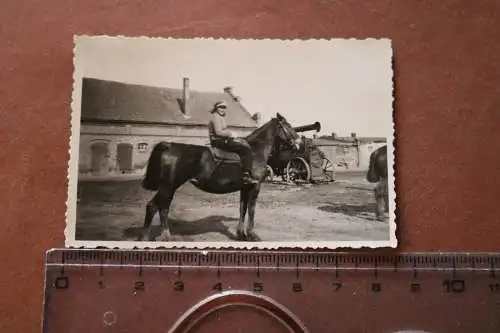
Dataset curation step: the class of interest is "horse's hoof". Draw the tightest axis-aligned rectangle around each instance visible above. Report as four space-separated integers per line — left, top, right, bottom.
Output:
246 231 260 242
236 230 247 241
156 233 173 242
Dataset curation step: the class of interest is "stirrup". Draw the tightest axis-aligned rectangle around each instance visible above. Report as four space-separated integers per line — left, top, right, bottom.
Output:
242 174 258 184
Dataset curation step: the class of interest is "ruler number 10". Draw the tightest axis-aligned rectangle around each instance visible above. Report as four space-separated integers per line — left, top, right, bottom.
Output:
489 283 500 292
443 279 465 293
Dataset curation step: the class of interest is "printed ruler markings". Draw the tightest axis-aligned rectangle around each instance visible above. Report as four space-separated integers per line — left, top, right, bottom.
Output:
99 255 104 277
60 251 66 276
217 255 221 279
452 256 457 278
50 251 500 272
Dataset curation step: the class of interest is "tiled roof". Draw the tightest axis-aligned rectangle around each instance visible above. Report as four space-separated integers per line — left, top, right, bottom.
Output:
80 78 258 128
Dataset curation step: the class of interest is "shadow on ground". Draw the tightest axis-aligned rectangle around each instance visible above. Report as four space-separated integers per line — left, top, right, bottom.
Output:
317 203 380 221
124 215 241 241
344 185 374 192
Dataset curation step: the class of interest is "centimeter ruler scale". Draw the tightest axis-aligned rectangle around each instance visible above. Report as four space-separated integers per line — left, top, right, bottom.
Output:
42 249 500 333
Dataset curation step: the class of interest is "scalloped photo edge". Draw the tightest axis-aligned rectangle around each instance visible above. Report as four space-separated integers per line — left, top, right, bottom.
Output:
65 35 397 250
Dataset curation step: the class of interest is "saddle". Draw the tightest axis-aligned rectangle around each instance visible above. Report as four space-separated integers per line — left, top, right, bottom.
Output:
209 147 241 163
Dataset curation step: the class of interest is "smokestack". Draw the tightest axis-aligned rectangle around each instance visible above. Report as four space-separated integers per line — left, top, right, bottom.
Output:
224 86 240 102
182 77 190 115
251 112 261 126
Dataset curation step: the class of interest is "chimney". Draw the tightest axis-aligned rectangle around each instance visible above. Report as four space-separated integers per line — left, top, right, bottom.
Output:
251 112 261 126
182 77 190 116
224 86 240 102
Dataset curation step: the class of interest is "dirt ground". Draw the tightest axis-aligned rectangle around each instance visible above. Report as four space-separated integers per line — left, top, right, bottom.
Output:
75 171 390 243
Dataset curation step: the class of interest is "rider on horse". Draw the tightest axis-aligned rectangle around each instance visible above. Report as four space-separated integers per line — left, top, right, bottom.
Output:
208 101 259 185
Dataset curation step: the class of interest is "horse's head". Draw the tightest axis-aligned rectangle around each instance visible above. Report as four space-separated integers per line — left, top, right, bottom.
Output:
274 113 302 151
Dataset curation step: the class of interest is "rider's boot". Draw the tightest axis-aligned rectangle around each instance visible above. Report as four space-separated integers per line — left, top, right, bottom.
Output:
242 170 259 185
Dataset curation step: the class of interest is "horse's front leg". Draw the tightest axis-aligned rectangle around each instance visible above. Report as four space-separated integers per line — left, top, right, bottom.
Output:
246 185 261 241
155 186 175 242
383 178 389 213
237 189 250 241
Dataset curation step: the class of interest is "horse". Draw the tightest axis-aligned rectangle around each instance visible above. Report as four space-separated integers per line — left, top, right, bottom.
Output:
139 113 302 242
366 144 389 221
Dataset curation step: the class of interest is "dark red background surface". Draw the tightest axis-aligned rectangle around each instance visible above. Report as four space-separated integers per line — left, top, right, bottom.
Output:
1 1 500 332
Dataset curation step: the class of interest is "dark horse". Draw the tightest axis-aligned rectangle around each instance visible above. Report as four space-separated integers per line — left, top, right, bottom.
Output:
366 144 389 221
140 113 301 242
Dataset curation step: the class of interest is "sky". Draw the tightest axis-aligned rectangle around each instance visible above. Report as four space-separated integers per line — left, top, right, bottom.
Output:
74 36 394 138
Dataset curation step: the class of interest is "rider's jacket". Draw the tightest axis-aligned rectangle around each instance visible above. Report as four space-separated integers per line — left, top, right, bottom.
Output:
208 111 232 144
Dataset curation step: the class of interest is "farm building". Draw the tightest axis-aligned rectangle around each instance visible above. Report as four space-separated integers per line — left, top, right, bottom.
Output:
77 77 260 178
312 133 387 171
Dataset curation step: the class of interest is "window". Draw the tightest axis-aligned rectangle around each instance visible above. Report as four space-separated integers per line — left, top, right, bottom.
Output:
137 142 148 153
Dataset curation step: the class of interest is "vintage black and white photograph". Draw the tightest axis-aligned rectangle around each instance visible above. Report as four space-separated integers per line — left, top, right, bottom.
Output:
66 36 396 249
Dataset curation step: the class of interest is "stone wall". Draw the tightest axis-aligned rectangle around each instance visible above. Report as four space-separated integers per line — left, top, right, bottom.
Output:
316 142 387 172
77 123 255 177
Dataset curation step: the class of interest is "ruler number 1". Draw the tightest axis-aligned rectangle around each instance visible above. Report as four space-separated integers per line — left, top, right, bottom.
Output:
443 279 465 293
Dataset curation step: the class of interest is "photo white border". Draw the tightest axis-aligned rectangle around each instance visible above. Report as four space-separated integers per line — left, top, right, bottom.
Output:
64 35 397 250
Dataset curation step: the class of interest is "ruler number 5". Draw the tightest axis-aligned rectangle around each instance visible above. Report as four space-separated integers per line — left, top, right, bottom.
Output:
332 282 342 292
253 282 264 292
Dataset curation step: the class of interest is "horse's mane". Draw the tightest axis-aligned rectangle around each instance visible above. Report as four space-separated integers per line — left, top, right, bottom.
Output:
244 118 277 142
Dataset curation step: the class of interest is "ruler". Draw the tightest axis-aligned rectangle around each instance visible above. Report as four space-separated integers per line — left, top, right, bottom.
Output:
42 249 500 333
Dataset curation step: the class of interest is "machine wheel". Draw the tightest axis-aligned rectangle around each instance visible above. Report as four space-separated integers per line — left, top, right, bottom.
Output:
286 157 311 183
322 158 335 182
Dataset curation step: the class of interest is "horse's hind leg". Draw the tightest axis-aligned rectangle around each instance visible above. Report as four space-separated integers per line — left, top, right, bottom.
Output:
139 193 159 241
374 181 386 221
382 178 389 213
156 185 175 242
236 189 250 241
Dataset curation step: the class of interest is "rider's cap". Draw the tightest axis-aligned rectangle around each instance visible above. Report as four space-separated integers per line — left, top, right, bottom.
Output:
213 101 227 110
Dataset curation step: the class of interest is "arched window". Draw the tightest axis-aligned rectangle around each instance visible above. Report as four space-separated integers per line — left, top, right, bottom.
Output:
137 142 148 153
90 142 109 175
117 143 133 173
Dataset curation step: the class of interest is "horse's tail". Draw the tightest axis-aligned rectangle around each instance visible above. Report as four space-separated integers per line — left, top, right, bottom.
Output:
142 141 171 191
366 148 380 183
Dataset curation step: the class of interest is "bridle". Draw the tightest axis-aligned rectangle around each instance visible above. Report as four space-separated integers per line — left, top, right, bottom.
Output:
276 117 301 150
